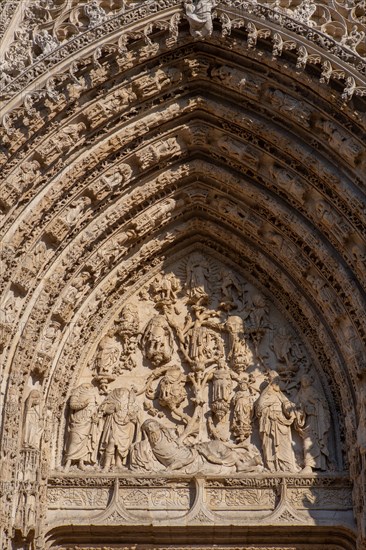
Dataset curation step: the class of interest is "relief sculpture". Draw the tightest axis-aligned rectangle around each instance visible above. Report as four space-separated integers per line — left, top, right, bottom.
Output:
64 384 99 472
295 374 330 472
63 252 334 475
256 371 299 472
22 390 43 450
99 387 139 471
130 418 262 474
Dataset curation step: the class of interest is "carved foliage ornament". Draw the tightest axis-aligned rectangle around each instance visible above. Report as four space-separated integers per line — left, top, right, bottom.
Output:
0 0 365 109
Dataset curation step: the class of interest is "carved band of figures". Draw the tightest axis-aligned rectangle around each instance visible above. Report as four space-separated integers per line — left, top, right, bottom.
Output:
59 253 332 476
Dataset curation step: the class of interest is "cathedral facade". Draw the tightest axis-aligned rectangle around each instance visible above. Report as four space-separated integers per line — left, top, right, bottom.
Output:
0 0 365 548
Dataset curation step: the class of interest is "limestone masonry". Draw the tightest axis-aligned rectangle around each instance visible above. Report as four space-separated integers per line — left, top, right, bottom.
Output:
0 0 365 548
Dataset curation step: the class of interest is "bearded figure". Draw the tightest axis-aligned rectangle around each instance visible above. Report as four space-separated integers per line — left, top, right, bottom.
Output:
142 315 174 367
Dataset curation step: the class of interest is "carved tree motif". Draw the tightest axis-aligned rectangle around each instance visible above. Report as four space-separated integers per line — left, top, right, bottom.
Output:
61 253 335 477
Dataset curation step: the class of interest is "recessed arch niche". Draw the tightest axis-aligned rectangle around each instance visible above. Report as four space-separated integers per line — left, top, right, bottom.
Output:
0 0 365 548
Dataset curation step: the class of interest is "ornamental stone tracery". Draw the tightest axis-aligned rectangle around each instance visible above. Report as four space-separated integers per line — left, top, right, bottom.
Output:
0 0 365 549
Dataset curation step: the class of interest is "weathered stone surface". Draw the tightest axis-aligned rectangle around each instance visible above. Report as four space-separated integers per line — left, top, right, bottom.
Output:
0 0 365 548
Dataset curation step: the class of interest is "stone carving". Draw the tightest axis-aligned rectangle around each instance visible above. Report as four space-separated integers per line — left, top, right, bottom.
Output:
39 320 61 355
41 122 86 160
100 164 132 192
246 22 271 48
208 487 276 508
267 89 312 127
0 0 364 101
226 315 252 371
217 134 258 168
268 165 306 204
14 486 36 540
271 328 293 366
249 293 269 331
210 359 233 421
84 0 107 27
101 89 136 116
117 304 140 372
158 366 187 411
0 290 19 325
61 196 91 226
295 374 330 472
99 387 139 471
142 315 174 367
13 159 41 194
54 271 92 320
211 66 246 92
314 118 363 166
0 0 364 543
219 269 245 311
150 272 181 307
62 253 334 477
271 327 303 377
33 30 59 56
95 329 121 378
287 486 353 509
357 377 366 457
131 418 262 473
47 487 110 509
21 239 50 277
184 0 216 38
231 373 256 443
185 252 210 305
22 390 43 450
256 371 299 472
64 384 99 472
136 137 181 169
133 68 182 99
341 25 365 51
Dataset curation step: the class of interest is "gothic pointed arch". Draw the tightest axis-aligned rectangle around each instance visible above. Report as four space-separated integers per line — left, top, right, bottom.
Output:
0 0 365 549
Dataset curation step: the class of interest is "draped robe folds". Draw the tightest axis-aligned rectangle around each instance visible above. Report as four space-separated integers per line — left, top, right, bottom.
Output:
256 386 298 472
296 384 330 470
65 387 99 463
97 334 120 376
99 388 137 460
184 0 216 38
131 420 262 473
23 406 42 449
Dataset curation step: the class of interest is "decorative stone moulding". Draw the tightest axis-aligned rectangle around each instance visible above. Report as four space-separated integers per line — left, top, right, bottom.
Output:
0 0 365 549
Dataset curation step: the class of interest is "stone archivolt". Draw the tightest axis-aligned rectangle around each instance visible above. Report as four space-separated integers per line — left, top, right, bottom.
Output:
0 1 365 549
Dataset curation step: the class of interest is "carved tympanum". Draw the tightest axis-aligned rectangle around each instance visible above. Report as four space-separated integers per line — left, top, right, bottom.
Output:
62 252 333 475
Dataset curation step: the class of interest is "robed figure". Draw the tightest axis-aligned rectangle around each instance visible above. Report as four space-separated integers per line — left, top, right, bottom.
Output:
256 371 298 472
64 383 99 471
99 387 139 470
23 390 43 450
295 374 330 472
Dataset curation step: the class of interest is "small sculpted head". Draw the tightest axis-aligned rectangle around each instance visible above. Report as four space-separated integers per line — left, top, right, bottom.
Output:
142 419 162 445
268 370 281 391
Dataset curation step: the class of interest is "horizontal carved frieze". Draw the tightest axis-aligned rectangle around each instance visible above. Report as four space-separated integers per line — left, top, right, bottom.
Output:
47 475 352 513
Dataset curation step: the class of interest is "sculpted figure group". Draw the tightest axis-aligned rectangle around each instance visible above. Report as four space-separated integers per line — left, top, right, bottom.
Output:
63 256 332 475
64 384 139 472
63 369 330 474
